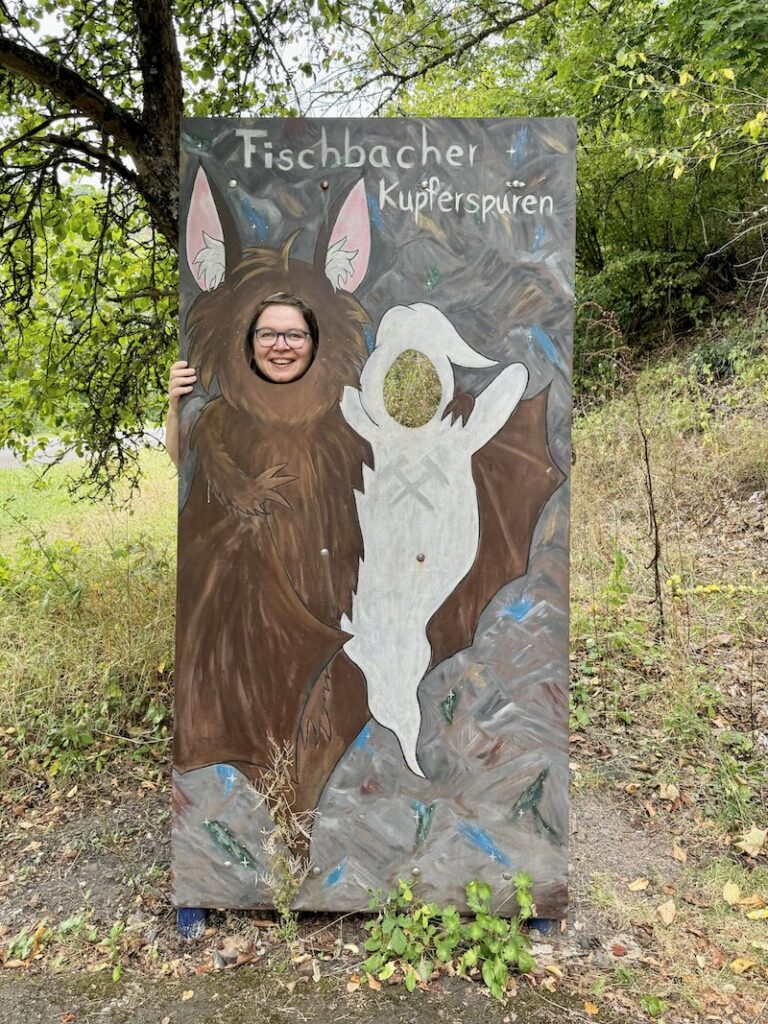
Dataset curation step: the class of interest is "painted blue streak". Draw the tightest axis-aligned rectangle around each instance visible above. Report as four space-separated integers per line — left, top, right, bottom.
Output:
457 821 511 866
499 595 534 622
508 126 528 167
215 764 237 796
324 858 348 887
533 225 547 251
368 191 384 232
362 323 376 354
530 325 559 365
411 799 426 815
239 197 268 241
353 721 372 751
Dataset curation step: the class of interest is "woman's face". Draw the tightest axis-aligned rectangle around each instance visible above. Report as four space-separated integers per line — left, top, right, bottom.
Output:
251 303 315 383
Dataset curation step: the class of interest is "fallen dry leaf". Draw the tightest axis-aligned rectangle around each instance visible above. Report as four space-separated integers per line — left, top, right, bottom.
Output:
347 974 360 993
672 842 687 864
659 782 679 802
695 954 706 968
628 877 649 892
722 881 741 906
738 894 764 908
181 989 194 1001
365 972 381 991
644 800 656 818
747 908 768 921
730 957 756 975
584 1000 599 1015
735 826 767 858
657 900 676 926
544 963 563 977
708 633 733 647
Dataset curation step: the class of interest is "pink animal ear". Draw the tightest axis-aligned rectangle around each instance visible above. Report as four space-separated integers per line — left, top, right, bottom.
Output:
185 167 226 291
325 179 370 293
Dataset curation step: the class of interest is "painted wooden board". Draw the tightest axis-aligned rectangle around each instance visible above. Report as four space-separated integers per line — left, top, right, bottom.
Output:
173 118 575 916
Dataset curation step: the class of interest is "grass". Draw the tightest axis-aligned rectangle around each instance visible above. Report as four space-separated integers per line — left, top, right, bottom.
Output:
0 447 176 787
570 307 768 832
382 348 442 427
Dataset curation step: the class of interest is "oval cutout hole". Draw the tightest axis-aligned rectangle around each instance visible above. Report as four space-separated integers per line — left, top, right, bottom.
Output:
383 349 442 427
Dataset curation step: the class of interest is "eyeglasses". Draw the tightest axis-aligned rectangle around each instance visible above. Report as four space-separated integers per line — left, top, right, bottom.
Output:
252 327 312 349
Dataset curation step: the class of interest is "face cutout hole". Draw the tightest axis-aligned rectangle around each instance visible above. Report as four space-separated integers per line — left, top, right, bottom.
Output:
383 349 442 427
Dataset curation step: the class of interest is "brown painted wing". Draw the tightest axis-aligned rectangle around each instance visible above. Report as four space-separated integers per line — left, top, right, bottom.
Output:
426 387 565 667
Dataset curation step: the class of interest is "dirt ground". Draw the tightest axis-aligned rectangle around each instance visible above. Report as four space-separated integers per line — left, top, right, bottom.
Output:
0 780 685 1024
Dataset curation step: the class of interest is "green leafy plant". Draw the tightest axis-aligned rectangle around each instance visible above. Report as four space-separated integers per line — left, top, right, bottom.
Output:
99 921 126 982
640 993 668 1018
4 921 52 962
363 876 536 1000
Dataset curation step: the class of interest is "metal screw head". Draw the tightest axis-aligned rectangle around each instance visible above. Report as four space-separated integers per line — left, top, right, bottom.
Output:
416 553 425 562
502 872 512 881
228 178 237 188
320 548 329 558
411 866 421 877
312 866 321 877
320 180 329 190
419 179 429 189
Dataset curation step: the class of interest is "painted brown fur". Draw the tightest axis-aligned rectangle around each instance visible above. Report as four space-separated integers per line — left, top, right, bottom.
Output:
174 177 373 814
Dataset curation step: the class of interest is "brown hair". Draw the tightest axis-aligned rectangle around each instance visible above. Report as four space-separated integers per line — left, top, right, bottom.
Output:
247 292 319 354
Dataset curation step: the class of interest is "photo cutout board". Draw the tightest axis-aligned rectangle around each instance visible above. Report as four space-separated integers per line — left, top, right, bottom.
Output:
174 118 575 917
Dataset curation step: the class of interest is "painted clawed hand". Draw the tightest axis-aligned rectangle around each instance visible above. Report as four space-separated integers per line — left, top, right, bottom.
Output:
442 392 475 426
226 464 297 516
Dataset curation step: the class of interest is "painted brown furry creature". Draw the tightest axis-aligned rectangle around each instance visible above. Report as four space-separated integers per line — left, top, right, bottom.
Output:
174 171 373 813
174 167 564 819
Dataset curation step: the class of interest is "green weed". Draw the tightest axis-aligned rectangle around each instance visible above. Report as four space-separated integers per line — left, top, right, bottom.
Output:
363 876 536 1000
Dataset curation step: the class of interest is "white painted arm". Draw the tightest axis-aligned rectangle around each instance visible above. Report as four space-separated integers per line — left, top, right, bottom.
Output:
464 363 529 452
340 386 378 442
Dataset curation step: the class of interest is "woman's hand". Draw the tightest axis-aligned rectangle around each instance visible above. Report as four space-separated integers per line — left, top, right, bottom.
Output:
169 360 197 409
166 361 197 467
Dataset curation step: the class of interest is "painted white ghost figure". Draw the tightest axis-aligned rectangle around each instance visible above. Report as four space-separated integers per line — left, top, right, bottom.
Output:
340 303 529 776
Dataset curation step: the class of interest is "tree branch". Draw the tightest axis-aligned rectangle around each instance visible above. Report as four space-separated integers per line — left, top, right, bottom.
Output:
362 0 559 110
41 133 140 188
0 34 144 155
